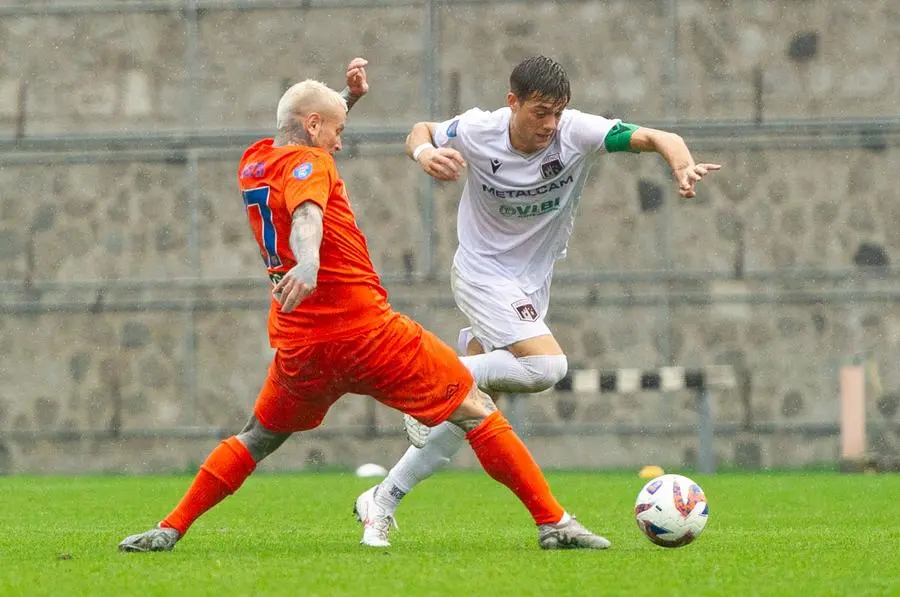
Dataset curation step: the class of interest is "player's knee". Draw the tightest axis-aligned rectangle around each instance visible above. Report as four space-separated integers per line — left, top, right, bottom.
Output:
518 354 568 392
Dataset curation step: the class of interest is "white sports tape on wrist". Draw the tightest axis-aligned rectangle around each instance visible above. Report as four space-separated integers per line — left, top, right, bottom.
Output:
412 143 434 162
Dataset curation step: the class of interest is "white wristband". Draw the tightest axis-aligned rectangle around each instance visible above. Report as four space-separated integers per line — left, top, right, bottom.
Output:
412 143 434 162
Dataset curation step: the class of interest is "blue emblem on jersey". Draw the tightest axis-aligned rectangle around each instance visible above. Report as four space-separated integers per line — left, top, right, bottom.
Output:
446 119 459 138
293 162 313 180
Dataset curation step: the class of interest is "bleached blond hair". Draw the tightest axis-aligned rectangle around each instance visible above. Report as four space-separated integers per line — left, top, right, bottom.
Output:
276 79 347 131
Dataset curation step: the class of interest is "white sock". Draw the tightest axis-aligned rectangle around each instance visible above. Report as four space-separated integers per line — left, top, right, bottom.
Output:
460 351 567 393
376 422 467 512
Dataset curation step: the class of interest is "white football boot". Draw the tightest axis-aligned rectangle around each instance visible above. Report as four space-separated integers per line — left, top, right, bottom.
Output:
538 516 611 550
118 524 181 552
353 485 398 548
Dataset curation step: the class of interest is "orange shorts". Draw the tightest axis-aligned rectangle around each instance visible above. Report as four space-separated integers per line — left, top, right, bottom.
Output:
253 312 474 433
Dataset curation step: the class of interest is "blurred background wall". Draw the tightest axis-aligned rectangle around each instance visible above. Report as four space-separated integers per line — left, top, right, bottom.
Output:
0 0 898 474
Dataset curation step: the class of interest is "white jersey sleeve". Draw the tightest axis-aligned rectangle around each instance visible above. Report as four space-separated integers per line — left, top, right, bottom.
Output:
558 109 621 155
432 108 492 153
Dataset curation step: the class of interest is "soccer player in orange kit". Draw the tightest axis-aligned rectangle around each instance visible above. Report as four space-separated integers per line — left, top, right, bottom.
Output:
118 58 609 552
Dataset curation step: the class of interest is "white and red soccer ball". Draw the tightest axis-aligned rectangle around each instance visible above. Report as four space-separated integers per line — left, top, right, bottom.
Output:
634 474 709 548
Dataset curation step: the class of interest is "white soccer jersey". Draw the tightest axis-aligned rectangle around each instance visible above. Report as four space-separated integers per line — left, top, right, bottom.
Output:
433 107 622 293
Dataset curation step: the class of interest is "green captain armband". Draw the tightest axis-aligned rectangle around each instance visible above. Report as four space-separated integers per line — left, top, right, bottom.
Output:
603 122 640 153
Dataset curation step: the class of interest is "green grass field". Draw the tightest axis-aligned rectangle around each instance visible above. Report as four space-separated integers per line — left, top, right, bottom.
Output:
1 471 898 596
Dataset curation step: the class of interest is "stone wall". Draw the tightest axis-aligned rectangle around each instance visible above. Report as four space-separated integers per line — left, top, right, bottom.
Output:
1 0 897 134
1 0 899 473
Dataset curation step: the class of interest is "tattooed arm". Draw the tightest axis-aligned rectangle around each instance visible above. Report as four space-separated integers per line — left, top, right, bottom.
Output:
340 88 362 113
340 57 369 113
272 201 324 313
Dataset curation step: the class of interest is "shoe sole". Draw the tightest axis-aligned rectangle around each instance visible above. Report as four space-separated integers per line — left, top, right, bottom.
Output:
540 541 611 550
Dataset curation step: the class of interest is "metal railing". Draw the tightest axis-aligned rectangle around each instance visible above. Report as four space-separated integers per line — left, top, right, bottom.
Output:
2 116 899 159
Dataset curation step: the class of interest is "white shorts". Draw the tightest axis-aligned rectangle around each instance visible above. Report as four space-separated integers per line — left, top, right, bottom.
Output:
450 265 552 352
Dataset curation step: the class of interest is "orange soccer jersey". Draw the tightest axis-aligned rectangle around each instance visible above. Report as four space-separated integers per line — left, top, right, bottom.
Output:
237 139 389 347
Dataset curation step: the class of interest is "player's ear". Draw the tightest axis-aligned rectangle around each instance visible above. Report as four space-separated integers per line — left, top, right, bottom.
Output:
506 92 519 111
305 112 322 135
302 113 322 145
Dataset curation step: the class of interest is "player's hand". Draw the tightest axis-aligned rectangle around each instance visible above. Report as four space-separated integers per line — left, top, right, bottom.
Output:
272 270 316 313
345 57 369 97
673 162 722 198
417 147 466 181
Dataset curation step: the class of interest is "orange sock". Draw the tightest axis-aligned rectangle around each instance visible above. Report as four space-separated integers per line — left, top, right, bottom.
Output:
161 436 257 536
466 411 564 525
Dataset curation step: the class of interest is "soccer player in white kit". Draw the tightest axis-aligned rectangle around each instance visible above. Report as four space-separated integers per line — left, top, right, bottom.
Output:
354 56 721 547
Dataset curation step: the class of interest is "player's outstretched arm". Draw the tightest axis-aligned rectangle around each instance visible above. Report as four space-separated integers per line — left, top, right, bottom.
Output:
406 121 466 181
273 201 324 313
340 57 368 113
629 127 722 198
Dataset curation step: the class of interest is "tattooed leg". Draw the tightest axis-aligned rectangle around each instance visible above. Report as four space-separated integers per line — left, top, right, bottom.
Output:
236 415 292 463
445 388 498 433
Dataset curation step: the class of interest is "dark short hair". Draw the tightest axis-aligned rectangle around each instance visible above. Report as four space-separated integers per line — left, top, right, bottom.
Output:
509 55 571 105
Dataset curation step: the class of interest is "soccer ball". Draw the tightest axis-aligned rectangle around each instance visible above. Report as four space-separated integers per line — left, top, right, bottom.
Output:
634 474 709 548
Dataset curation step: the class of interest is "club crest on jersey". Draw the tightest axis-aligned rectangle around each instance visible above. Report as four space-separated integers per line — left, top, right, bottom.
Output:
540 153 564 179
293 162 313 180
512 299 539 322
240 161 266 179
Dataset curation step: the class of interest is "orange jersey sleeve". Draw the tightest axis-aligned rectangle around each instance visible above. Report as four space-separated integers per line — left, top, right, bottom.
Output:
282 152 335 215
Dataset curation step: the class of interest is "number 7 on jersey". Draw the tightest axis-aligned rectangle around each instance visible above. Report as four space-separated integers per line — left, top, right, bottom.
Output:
242 186 283 268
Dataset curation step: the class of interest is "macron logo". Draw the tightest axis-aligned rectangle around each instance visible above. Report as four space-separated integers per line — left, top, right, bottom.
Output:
490 159 503 174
